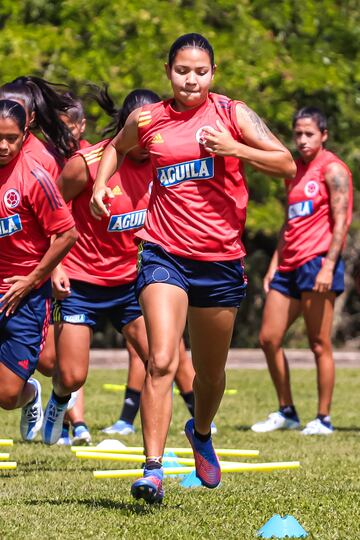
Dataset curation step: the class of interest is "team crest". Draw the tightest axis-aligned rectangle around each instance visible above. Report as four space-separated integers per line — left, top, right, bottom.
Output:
304 181 319 198
196 126 213 145
4 189 20 209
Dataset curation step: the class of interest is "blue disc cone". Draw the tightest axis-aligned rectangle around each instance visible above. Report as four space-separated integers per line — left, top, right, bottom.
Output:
257 514 308 538
162 451 184 477
180 470 203 488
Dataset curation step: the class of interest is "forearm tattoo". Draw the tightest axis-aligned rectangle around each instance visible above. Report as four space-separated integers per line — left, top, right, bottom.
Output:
326 167 349 263
240 104 271 140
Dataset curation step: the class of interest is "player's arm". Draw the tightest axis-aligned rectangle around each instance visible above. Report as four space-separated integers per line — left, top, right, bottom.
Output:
56 155 89 203
0 227 77 315
90 109 141 220
313 162 350 292
202 103 296 178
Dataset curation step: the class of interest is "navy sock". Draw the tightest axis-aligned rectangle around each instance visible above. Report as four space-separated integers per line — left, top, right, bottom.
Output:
317 414 331 427
194 428 211 442
180 391 195 417
52 391 71 405
280 405 299 420
145 458 162 470
119 387 141 425
73 421 88 430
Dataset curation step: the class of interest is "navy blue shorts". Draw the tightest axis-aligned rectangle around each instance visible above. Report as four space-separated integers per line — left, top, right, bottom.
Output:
136 243 247 308
53 280 142 332
270 255 345 300
0 281 51 380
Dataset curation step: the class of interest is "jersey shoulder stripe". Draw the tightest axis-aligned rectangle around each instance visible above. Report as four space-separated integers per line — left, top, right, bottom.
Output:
30 167 62 210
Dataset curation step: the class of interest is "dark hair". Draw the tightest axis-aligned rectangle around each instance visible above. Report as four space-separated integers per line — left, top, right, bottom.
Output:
0 99 26 132
0 76 77 157
292 107 327 133
92 85 161 136
60 92 85 124
168 33 215 68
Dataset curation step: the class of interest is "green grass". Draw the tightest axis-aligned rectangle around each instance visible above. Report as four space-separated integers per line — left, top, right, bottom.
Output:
1 368 360 539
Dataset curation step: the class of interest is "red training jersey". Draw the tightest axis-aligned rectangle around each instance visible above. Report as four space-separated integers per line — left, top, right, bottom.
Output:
61 140 152 286
136 93 249 261
279 149 353 271
23 132 62 181
0 151 75 293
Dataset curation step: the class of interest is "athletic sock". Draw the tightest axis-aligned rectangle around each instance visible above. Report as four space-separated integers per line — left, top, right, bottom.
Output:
119 387 141 425
62 421 70 432
317 414 331 427
280 405 299 420
145 457 162 470
180 390 195 417
72 421 88 430
194 428 211 442
52 391 71 405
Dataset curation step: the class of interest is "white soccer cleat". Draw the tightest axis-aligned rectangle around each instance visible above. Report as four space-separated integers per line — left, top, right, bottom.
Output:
101 420 135 436
301 418 334 435
251 411 300 433
20 378 43 441
42 395 69 445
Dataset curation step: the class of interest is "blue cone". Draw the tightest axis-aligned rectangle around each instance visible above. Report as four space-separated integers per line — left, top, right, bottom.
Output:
257 514 308 538
162 451 184 477
180 470 203 488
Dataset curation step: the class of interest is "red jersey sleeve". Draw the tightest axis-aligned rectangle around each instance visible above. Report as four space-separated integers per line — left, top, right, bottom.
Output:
27 166 75 236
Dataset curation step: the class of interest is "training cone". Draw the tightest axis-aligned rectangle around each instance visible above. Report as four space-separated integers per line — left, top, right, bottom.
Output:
180 470 203 488
257 514 308 538
163 451 185 477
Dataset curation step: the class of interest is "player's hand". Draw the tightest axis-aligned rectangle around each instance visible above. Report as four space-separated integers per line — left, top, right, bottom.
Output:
263 268 276 294
52 267 71 300
313 265 333 293
202 121 238 156
0 275 34 316
89 186 114 220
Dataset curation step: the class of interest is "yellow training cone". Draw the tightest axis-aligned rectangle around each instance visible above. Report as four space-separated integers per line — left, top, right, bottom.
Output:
0 462 17 470
94 461 300 479
0 439 13 447
72 446 259 458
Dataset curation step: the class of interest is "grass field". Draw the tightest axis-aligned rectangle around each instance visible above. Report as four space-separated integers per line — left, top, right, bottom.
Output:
0 368 359 540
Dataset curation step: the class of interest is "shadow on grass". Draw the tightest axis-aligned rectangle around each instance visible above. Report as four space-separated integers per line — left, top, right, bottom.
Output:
236 425 253 431
26 497 176 514
333 426 360 432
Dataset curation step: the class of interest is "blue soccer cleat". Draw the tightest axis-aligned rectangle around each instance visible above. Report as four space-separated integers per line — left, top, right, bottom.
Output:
72 424 92 445
185 418 221 489
131 467 164 504
20 378 43 441
42 394 69 445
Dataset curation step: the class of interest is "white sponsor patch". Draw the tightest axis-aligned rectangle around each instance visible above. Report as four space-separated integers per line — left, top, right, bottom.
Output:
288 200 314 220
63 314 86 323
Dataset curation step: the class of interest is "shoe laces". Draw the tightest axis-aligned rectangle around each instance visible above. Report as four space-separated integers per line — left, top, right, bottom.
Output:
23 402 41 422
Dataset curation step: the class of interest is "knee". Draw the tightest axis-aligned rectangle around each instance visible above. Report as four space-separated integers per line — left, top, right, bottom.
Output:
57 367 86 393
309 338 330 359
148 351 176 380
259 328 281 352
0 390 19 410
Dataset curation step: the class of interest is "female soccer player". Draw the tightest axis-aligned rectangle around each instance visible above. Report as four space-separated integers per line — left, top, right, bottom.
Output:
0 76 76 175
0 99 77 441
41 89 163 445
37 94 92 445
90 33 296 503
251 107 352 436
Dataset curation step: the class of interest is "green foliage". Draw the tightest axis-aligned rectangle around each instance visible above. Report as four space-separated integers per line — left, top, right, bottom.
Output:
0 1 358 346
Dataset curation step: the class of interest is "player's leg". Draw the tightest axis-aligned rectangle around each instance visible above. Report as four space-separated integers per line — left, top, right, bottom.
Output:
102 338 146 436
251 288 302 433
301 291 336 435
37 324 56 377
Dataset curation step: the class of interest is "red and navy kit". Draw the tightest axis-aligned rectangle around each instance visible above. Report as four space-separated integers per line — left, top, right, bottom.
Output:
62 140 152 286
0 151 75 293
23 132 62 181
0 151 74 380
279 149 353 272
136 93 249 261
